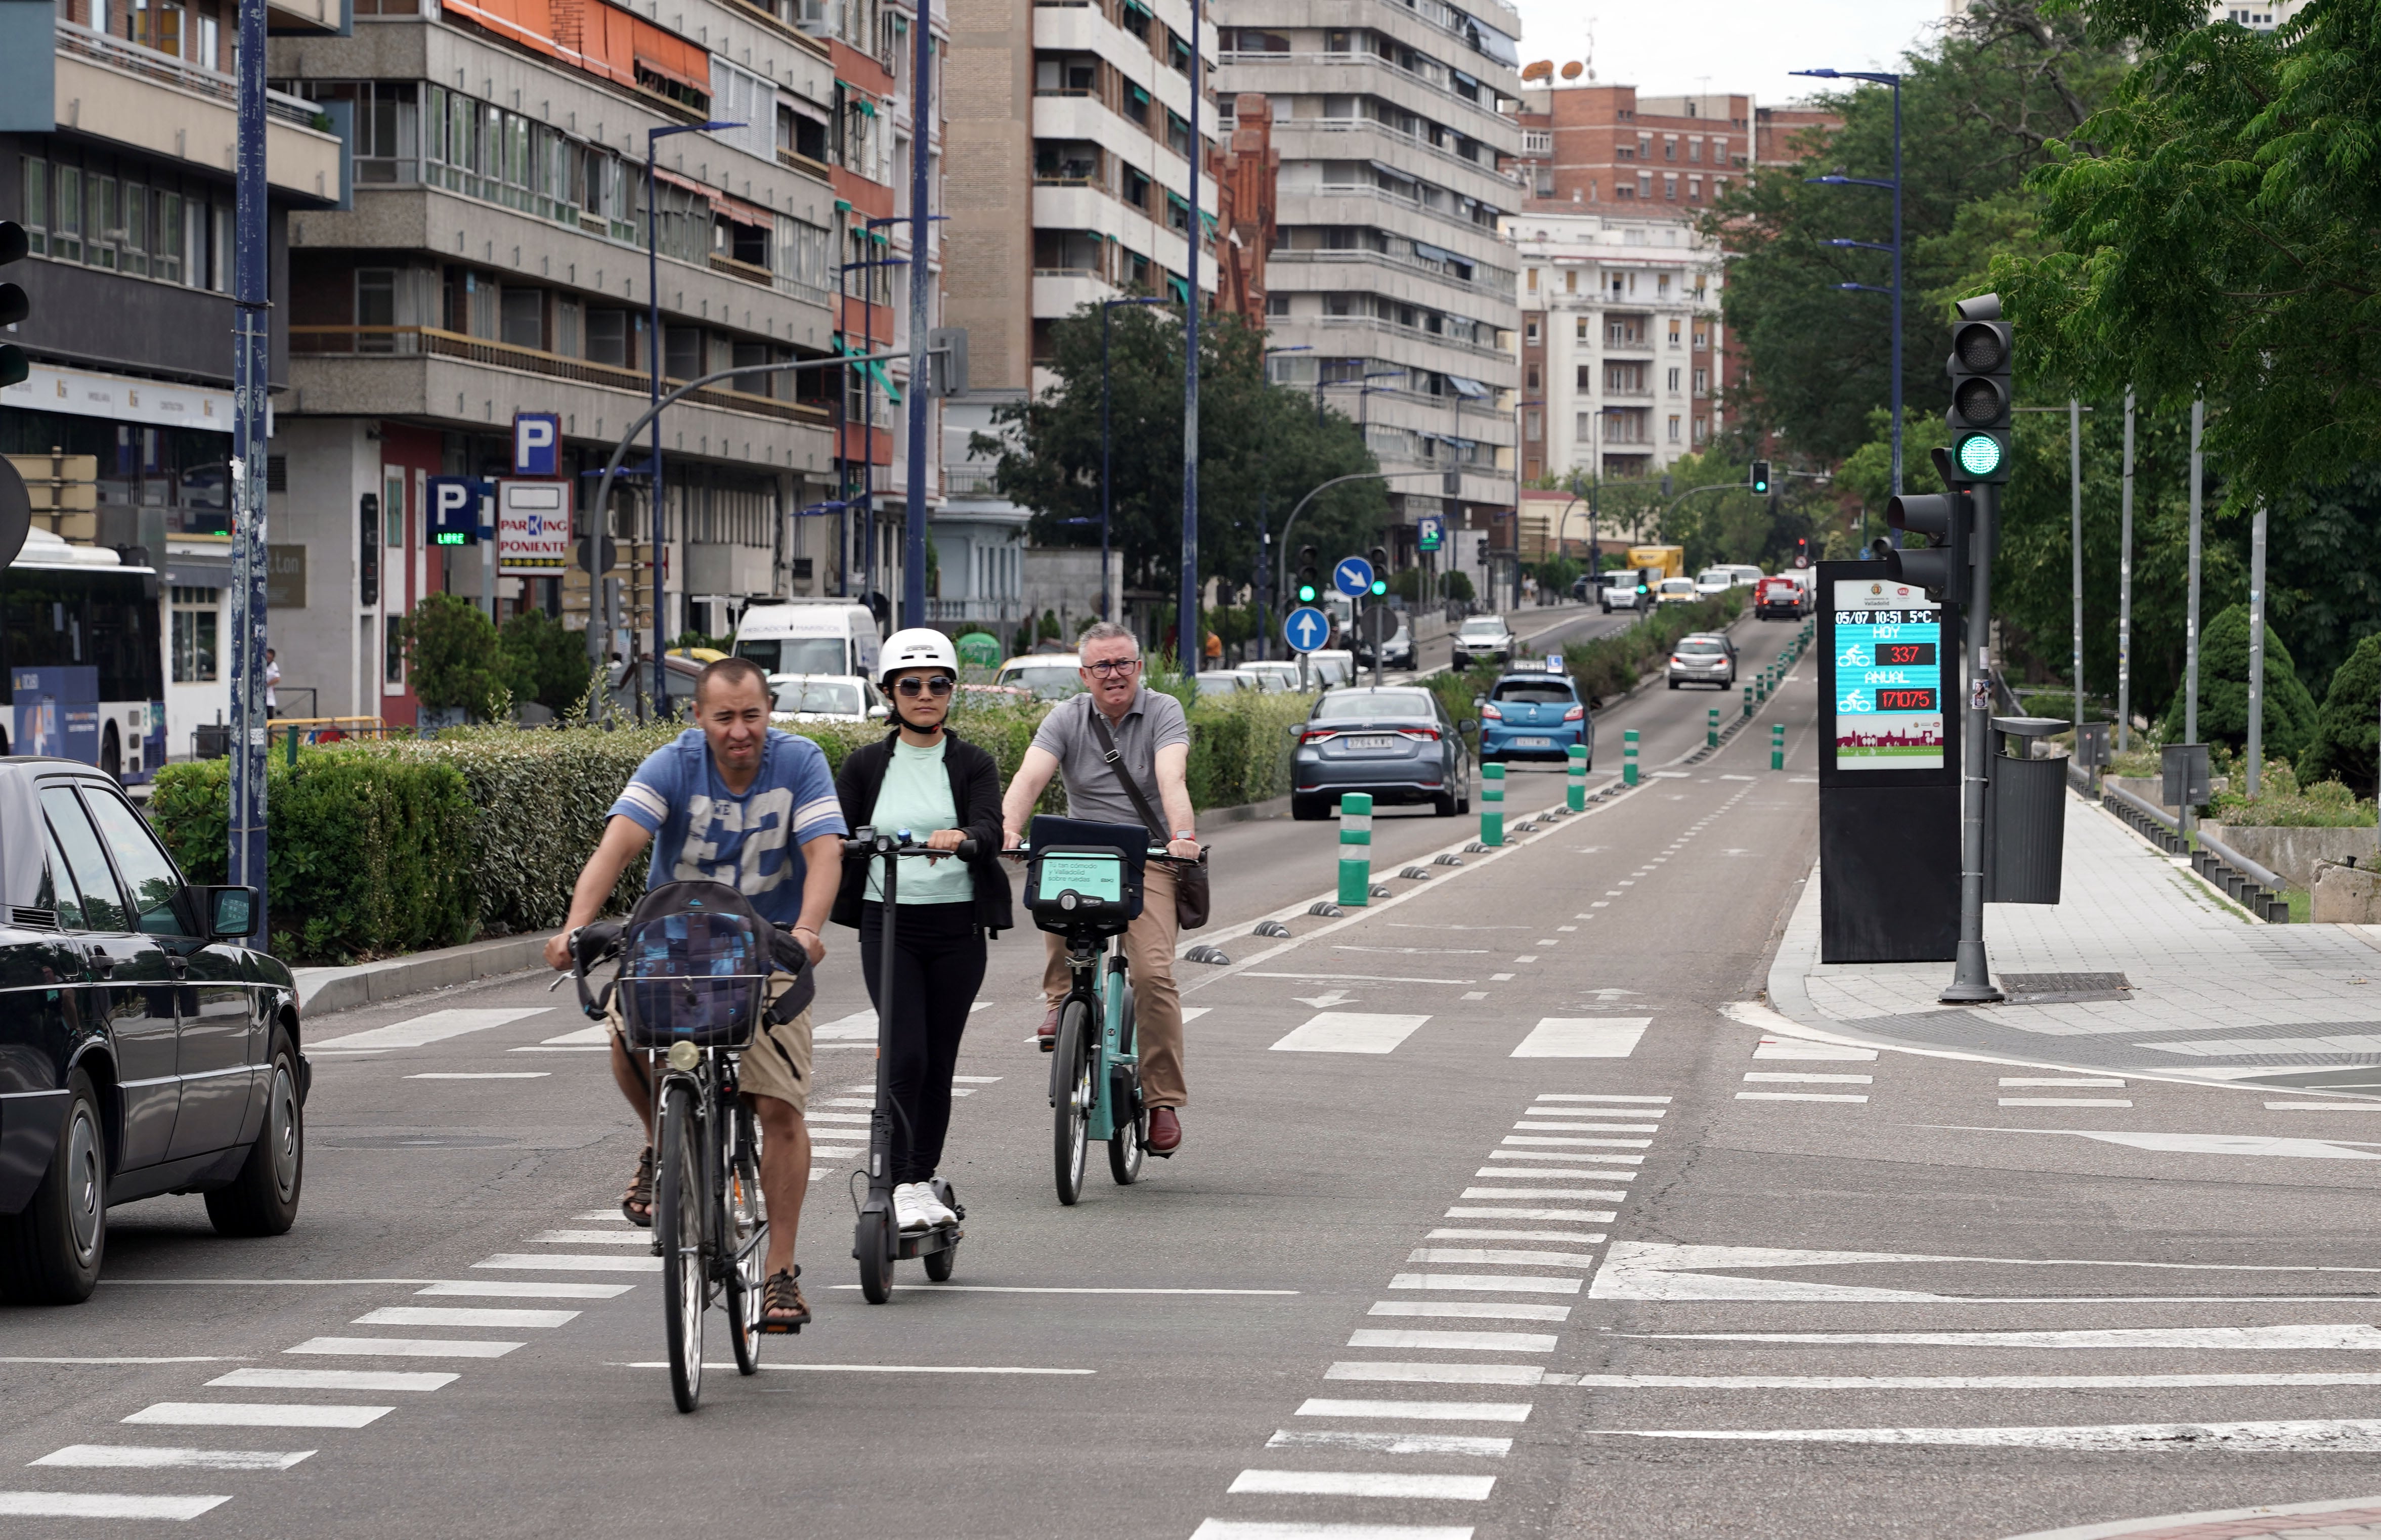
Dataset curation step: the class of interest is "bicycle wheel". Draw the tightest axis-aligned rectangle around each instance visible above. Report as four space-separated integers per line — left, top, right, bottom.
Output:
855 1206 894 1304
655 1081 705 1413
1052 998 1091 1207
1107 985 1144 1186
723 1098 763 1376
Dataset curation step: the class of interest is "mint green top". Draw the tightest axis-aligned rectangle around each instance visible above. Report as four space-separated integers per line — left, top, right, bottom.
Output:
865 736 974 905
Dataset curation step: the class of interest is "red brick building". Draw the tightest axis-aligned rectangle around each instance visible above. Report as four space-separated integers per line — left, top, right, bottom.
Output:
1507 85 1751 215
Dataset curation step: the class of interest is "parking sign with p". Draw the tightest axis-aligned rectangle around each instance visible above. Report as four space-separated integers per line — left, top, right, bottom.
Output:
512 412 560 477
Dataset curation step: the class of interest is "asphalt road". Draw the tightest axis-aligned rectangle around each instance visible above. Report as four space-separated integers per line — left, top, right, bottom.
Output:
18 617 2376 1539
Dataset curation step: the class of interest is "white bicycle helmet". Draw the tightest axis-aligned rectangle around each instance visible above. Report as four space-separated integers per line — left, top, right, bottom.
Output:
878 627 959 685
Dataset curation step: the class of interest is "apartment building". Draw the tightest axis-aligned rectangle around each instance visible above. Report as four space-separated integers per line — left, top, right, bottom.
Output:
259 0 942 724
1754 102 1839 166
1 0 344 759
1213 0 1524 566
1508 83 1748 216
1512 209 1723 484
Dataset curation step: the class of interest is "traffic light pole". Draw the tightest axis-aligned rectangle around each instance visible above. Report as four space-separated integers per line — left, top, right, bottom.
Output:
230 0 270 950
1943 479 2002 1004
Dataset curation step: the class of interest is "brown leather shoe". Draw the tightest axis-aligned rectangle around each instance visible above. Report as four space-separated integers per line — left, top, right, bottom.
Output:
1037 1004 1059 1053
1147 1108 1182 1157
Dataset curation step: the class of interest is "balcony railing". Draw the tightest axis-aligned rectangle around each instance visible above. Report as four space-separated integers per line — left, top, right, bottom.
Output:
287 326 831 425
1217 50 1504 125
1306 180 1502 241
58 19 321 126
924 596 1023 622
1313 314 1506 360
1268 244 1510 295
1277 115 1502 184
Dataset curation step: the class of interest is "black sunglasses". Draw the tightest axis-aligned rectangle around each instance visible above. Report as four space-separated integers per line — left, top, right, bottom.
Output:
894 675 956 698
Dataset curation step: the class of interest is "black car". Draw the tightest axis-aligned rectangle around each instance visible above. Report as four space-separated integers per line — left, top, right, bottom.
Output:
0 760 305 1303
1289 686 1475 820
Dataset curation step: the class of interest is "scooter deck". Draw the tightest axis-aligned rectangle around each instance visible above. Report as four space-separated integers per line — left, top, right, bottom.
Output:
893 1223 964 1261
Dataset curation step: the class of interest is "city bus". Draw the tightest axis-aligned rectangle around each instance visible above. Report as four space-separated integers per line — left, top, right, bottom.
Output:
1 527 167 782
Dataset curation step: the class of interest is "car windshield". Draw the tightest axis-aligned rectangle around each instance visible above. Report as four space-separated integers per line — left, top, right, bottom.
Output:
1698 570 1730 585
996 664 1085 700
773 679 863 715
1661 579 1696 593
1493 681 1573 703
736 636 847 675
1676 639 1724 655
1459 620 1504 637
1194 673 1245 697
1314 689 1434 722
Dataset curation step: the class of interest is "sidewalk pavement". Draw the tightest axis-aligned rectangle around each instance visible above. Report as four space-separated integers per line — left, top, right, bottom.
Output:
292 930 558 1018
1766 785 2381 1088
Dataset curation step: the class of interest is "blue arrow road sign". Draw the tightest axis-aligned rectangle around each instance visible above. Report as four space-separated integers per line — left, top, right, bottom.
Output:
1333 555 1374 598
1283 605 1331 653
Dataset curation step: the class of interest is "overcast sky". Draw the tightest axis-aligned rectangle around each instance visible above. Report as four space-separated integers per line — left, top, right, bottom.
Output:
1502 0 1947 110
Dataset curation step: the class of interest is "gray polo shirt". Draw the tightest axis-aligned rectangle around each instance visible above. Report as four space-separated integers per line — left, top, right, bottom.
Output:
1031 686 1191 831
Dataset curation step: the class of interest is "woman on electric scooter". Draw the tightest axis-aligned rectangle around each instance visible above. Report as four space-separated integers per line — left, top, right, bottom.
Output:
831 630 1013 1236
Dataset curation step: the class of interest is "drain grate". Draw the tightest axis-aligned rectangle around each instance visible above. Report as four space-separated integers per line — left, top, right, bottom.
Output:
1998 972 2134 1005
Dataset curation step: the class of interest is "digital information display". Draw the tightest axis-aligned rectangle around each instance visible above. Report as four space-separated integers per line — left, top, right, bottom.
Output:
1831 580 1947 772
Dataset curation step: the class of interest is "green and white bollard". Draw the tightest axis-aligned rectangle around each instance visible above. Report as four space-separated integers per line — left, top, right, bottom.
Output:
1566 743 1587 810
1337 792 1373 905
1743 684 1754 719
1480 764 1505 846
1622 728 1640 786
1707 707 1719 748
1771 723 1786 770
1756 672 1768 705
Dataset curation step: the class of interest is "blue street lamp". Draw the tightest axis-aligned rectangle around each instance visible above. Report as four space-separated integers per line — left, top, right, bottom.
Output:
1100 295 1168 622
1793 67 1902 505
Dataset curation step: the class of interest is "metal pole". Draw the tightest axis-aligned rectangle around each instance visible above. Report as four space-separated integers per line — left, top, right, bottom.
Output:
901 0 933 629
2247 501 2267 797
1943 480 2001 1003
862 241 877 624
2184 396 2203 843
1179 0 1201 675
2069 398 2082 729
1889 78 1903 500
1101 304 1112 622
229 0 269 947
646 136 666 714
2117 388 2134 752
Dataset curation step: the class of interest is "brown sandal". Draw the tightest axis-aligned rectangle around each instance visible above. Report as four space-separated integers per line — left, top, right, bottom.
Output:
621 1147 655 1228
760 1266 809 1333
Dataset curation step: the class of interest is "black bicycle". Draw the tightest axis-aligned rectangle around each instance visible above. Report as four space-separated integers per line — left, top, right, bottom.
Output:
571 882 785 1413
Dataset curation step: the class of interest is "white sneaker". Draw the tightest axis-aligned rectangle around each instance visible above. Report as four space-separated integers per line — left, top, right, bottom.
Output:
914 1184 958 1229
891 1183 931 1234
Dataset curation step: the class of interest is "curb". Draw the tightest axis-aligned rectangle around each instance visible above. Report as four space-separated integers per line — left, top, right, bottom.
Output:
293 930 560 1018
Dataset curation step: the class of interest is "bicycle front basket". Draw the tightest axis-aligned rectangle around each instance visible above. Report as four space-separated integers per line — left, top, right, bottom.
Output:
614 880 771 1050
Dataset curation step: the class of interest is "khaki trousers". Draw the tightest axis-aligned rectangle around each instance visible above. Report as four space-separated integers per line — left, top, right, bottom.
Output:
1043 862 1186 1108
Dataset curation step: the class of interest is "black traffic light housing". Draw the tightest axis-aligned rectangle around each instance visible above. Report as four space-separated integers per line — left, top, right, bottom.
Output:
0 221 28 388
1944 293 2012 483
1749 460 1771 495
1882 489 1970 600
1295 545 1319 605
1367 545 1389 597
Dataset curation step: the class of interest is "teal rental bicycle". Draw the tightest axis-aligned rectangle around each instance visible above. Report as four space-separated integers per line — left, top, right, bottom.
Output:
1013 816 1191 1205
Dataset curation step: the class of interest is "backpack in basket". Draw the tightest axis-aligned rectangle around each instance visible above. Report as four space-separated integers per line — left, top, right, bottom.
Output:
611 880 813 1050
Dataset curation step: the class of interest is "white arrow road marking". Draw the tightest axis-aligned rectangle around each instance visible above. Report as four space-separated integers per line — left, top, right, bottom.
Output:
1942 1126 2381 1160
1632 1326 2381 1350
1291 990 1356 1009
1589 1240 2381 1302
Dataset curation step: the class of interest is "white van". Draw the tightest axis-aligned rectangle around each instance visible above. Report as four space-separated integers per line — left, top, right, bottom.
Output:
732 600 882 679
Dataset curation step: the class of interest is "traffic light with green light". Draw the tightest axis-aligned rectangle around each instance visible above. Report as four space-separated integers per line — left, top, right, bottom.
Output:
1944 294 2012 483
1295 545 1319 604
1367 545 1389 597
1749 460 1771 496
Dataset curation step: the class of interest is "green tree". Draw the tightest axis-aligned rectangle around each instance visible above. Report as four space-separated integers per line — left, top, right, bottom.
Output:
2300 634 2381 796
497 608 597 714
401 594 511 721
2157 603 2320 759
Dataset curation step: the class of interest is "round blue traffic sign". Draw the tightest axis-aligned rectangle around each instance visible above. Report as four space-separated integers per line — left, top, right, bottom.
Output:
1283 605 1331 653
1332 556 1374 598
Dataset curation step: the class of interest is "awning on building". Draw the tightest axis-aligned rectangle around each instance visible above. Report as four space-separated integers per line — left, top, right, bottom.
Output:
1446 376 1490 399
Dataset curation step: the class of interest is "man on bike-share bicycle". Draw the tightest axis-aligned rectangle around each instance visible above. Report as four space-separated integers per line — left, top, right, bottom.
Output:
544 655 845 1331
1000 622 1201 1155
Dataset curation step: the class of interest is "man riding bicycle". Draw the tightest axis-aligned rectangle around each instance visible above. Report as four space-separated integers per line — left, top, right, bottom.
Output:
1000 622 1200 1156
543 655 845 1332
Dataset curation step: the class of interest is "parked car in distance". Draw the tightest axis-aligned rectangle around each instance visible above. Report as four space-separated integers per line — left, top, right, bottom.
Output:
1655 577 1699 606
1667 633 1738 689
608 653 703 719
1599 571 1651 613
1694 568 1736 598
1240 660 1311 693
1194 670 1263 700
1452 615 1516 670
1290 687 1474 820
769 674 883 724
1723 564 1766 588
1478 669 1590 765
731 599 882 679
1307 649 1357 688
994 654 1085 700
1755 574 1812 620
0 760 306 1303
1353 615 1415 671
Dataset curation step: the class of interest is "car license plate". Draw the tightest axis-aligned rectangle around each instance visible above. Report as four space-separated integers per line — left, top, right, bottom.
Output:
1349 735 1399 751
1516 736 1552 749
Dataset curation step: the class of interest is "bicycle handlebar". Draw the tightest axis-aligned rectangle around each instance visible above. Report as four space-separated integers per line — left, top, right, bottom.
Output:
842 827 980 861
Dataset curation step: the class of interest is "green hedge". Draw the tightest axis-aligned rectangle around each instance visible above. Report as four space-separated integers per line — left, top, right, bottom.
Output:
1564 593 1745 703
1185 690 1311 809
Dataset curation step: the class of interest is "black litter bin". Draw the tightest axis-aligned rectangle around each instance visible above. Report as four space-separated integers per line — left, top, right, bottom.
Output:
1986 717 2066 905
192 723 232 761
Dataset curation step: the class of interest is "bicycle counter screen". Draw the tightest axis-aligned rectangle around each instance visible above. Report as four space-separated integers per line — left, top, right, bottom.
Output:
1038 855 1122 903
1830 582 1947 773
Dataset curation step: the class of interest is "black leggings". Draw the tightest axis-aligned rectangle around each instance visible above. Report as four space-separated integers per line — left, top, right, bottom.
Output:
858 900 987 1184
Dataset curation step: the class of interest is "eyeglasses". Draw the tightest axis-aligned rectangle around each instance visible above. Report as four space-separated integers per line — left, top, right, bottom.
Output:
1084 658 1142 677
894 675 956 698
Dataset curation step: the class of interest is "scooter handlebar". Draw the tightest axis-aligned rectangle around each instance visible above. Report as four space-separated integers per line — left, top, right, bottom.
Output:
843 827 980 861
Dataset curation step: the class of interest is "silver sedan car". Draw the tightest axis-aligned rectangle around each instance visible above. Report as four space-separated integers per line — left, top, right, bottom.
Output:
1666 633 1737 689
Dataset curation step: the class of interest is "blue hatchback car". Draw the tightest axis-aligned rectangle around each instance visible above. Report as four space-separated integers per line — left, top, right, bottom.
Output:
1478 669 1592 765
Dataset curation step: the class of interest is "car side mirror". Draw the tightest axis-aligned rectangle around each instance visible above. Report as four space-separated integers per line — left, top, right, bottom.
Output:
199 886 258 939
1458 719 1479 734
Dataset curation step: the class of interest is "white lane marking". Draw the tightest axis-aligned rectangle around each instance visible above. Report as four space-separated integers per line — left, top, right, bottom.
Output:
1296 1398 1532 1423
1488 1150 1643 1164
2145 1036 2381 1057
1445 1208 1614 1222
807 1114 873 1125
1638 1327 2381 1350
1535 1094 1667 1104
1511 1018 1652 1059
1228 1470 1495 1501
1513 956 1539 964
1597 1419 2381 1451
1461 1188 1629 1201
2000 1097 2133 1107
1179 1008 1213 1023
1390 1274 1581 1295
538 1026 610 1046
1430 1230 1610 1244
418 1281 632 1300
2267 1102 2381 1111
1516 1121 1660 1131
1592 1239 2381 1302
1947 1127 2381 1161
313 1008 549 1051
125 1405 391 1429
286 1338 520 1359
0 1493 232 1519
821 1098 875 1109
525 1230 652 1246
1745 1073 1872 1084
1348 1330 1557 1353
475 1254 662 1272
357 1307 576 1329
1243 974 1477 985
1503 1137 1652 1149
1371 1302 1570 1323
825 1285 1299 1295
1410 1249 1595 1268
1461 992 1490 1001
507 1046 609 1053
32 1446 312 1470
953 1075 1004 1083
1557 926 1577 932
1270 1014 1432 1054
1267 1431 1511 1457
207 1369 455 1391
812 1010 881 1042
1189 1521 1477 1540
1491 974 1516 982
618 1361 1092 1375
1326 1362 1545 1385
406 1073 551 1080
0 1357 247 1365
2001 1077 2126 1087
1736 1092 1868 1103
1572 1373 2381 1389
1754 1037 1876 1062
1478 1169 1634 1180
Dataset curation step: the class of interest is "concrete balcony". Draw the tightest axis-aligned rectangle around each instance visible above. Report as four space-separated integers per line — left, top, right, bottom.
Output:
1031 185 1218 288
1271 248 1517 313
1031 3 1213 130
1273 117 1515 209
1032 269 1122 318
1277 184 1505 255
1216 50 1516 146
1032 94 1195 200
1309 313 1509 364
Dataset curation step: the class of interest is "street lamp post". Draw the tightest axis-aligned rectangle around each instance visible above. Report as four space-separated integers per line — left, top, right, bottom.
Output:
1254 344 1313 658
1794 68 1902 503
1100 295 1167 624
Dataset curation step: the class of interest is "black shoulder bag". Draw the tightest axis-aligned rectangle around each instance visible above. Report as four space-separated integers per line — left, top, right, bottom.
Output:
1084 704 1210 931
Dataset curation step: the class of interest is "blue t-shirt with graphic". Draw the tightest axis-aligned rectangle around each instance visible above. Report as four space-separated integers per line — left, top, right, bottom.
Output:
609 729 848 925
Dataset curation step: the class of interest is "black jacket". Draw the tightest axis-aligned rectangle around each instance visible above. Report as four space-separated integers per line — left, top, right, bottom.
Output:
830 728 1014 934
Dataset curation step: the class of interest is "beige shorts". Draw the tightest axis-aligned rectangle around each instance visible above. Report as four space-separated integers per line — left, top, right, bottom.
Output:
608 974 813 1119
